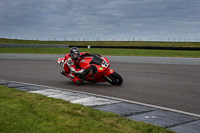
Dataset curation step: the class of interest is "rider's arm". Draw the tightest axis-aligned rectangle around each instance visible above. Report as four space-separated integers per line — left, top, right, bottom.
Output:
64 58 84 74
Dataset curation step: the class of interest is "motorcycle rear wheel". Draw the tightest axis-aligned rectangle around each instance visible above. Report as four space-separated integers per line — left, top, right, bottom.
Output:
104 72 123 85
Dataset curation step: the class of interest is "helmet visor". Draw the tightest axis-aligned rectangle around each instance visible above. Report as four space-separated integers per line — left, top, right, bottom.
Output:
71 53 79 59
73 54 79 58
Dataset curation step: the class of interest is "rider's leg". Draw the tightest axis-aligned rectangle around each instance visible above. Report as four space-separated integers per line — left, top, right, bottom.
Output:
61 70 82 85
61 66 82 85
65 72 82 85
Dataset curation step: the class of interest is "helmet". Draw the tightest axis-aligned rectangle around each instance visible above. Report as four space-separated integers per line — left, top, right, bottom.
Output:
70 47 80 60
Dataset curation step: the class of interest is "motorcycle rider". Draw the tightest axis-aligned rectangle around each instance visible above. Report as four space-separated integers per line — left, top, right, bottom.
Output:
61 47 91 85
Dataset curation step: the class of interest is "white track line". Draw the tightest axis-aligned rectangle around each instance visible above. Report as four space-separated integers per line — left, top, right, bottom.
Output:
1 79 200 118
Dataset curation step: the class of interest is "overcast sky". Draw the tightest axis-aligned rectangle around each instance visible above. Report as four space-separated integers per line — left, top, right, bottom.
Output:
0 0 200 41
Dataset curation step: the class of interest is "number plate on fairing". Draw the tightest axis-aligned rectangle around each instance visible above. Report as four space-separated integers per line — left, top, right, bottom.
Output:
101 60 109 68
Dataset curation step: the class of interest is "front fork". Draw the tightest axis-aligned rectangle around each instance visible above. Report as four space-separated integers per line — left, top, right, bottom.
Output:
103 69 114 80
102 69 114 83
104 69 114 77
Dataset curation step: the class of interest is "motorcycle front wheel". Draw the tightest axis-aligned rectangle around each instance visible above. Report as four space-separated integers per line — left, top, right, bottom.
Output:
103 71 123 85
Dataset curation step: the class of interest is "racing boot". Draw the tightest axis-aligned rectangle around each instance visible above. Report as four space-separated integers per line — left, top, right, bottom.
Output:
75 79 82 86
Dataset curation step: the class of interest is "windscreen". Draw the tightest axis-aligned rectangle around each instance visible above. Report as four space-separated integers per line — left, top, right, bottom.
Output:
89 55 103 65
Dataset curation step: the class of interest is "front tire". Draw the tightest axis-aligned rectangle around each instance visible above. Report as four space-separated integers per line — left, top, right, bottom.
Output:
104 72 123 85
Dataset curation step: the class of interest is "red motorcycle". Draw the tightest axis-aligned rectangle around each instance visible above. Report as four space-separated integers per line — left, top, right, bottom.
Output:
57 54 123 85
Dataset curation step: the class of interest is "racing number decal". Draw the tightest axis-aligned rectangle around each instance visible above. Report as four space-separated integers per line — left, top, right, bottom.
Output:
102 60 109 68
60 61 64 66
57 58 65 67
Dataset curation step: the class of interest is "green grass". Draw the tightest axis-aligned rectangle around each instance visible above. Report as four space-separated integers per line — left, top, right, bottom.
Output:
1 38 200 47
1 38 200 57
0 86 174 133
1 47 200 57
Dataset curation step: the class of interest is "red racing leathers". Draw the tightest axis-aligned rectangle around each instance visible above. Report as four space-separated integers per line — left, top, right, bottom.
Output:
63 52 89 85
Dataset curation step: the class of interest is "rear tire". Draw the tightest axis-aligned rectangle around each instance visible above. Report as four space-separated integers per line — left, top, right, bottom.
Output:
104 72 123 85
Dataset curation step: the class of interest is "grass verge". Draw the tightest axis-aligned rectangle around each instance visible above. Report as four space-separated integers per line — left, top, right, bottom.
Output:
1 47 200 57
0 86 174 133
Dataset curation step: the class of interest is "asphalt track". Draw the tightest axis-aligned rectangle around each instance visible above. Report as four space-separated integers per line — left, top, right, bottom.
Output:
0 54 200 115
